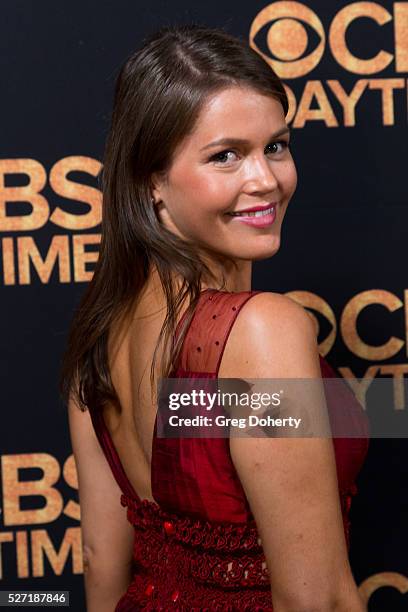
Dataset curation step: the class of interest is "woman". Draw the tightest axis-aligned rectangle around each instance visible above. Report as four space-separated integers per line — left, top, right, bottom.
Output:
60 24 368 611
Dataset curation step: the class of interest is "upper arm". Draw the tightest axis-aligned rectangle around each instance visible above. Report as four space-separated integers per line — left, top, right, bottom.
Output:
68 396 134 573
223 293 359 609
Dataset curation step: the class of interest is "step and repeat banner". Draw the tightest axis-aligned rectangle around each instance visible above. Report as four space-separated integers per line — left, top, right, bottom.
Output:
1 1 407 610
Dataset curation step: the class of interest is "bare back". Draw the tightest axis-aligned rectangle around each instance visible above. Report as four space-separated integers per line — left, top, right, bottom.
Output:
102 279 171 502
100 278 244 503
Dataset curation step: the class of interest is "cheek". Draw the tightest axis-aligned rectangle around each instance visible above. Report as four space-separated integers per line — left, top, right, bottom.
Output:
174 171 236 216
280 160 298 197
165 177 230 238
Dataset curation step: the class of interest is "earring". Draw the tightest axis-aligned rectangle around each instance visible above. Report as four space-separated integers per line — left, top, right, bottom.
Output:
151 197 156 205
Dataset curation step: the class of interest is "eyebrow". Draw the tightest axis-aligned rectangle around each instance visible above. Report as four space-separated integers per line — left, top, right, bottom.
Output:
200 126 291 152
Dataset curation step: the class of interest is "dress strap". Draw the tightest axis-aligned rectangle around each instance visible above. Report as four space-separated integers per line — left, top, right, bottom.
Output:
88 404 140 501
176 289 263 375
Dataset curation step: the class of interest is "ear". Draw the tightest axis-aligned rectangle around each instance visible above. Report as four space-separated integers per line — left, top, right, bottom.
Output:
150 171 167 205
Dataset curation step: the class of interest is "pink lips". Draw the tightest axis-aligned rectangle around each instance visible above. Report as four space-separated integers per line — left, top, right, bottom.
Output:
228 205 277 228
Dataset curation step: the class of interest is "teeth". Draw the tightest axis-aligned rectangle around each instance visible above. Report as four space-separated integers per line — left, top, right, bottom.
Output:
230 206 275 217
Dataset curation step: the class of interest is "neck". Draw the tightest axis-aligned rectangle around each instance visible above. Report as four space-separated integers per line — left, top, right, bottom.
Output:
200 256 252 293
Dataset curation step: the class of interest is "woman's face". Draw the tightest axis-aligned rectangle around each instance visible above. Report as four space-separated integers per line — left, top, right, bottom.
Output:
152 85 297 265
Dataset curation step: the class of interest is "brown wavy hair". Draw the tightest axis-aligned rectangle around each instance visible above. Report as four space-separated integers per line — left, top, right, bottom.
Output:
59 23 288 414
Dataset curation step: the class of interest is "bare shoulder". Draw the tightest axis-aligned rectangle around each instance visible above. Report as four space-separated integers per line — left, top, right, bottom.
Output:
238 291 314 333
219 291 320 378
222 293 362 609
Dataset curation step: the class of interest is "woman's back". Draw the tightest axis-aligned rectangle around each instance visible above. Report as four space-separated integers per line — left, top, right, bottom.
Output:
88 282 369 611
102 277 171 503
96 280 265 516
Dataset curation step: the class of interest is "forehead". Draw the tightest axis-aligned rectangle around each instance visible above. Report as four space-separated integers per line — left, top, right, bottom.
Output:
188 86 286 146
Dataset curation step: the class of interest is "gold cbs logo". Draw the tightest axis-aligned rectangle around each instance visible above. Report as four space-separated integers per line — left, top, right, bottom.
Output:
249 1 408 78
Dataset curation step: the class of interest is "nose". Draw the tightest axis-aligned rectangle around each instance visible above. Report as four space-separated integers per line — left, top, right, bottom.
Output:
245 155 279 194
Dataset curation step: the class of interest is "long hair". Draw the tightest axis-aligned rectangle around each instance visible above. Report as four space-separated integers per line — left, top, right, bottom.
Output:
59 23 288 414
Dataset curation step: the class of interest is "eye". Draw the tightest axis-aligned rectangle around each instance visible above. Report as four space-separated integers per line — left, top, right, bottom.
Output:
209 150 239 164
209 141 290 165
265 140 289 155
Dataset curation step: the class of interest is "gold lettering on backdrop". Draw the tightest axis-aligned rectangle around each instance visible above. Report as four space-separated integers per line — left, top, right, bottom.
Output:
1 233 101 285
249 1 326 79
49 156 102 230
62 454 80 521
267 18 307 61
282 83 297 123
338 364 408 412
0 532 14 579
250 2 408 76
368 78 405 125
0 157 101 232
284 290 337 355
0 157 102 285
2 236 15 285
250 2 408 126
380 364 408 410
338 365 380 409
285 289 408 410
16 531 29 578
0 159 49 231
282 78 406 127
326 79 368 126
72 233 101 282
1 453 63 526
359 571 408 602
0 528 83 578
292 80 339 128
0 454 83 578
31 528 82 576
394 2 408 72
340 290 404 361
17 235 70 284
329 3 393 74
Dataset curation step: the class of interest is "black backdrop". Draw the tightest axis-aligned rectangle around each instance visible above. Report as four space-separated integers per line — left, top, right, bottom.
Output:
1 1 407 610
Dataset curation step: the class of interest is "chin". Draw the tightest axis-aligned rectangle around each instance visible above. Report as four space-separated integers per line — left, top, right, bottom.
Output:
231 238 282 262
253 234 282 260
252 247 281 261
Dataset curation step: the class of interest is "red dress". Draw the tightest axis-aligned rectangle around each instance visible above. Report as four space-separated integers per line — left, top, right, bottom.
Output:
89 289 369 611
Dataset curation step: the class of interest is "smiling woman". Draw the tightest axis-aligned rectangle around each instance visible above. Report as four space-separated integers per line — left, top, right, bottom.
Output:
151 87 296 261
59 23 368 612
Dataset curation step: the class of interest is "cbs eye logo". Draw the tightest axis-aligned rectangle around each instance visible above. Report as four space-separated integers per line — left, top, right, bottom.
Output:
250 1 408 78
249 1 325 79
